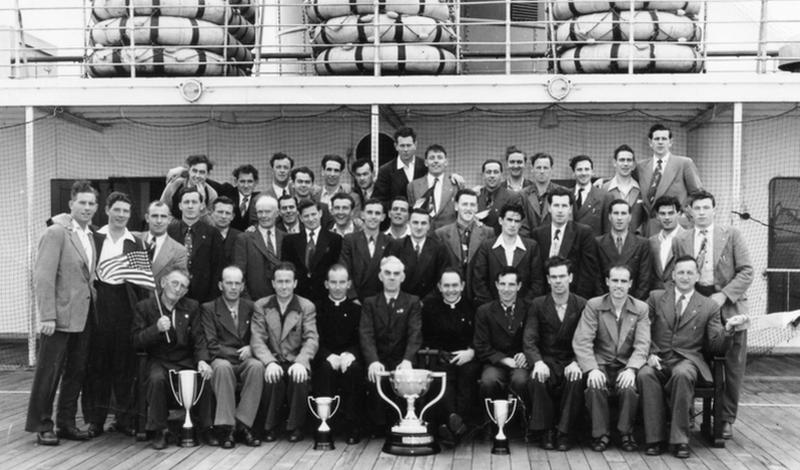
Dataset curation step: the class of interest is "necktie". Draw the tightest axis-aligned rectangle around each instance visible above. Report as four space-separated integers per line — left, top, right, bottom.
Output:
415 243 421 256
146 237 156 261
266 229 275 255
461 227 471 267
550 228 561 257
615 235 623 254
576 188 584 209
696 229 709 270
368 236 375 258
184 226 193 269
388 297 396 312
429 177 439 215
240 196 249 216
505 306 514 330
647 159 663 205
231 308 238 329
675 294 686 319
305 232 316 269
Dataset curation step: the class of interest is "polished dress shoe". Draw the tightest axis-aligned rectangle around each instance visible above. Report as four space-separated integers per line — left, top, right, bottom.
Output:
36 431 59 446
591 435 610 452
645 442 664 456
345 430 361 445
219 428 235 449
555 433 572 452
57 426 90 441
539 429 555 450
722 422 733 439
287 429 304 443
202 428 220 446
620 433 638 452
263 429 278 442
238 426 261 447
87 423 104 438
151 430 168 450
673 443 691 459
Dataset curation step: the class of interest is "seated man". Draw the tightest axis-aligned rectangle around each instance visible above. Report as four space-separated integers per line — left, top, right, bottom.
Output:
572 264 650 453
200 266 264 449
132 268 214 450
250 262 319 442
312 264 365 445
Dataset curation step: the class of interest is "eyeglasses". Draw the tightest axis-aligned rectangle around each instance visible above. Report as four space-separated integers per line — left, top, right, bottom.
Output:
168 280 190 291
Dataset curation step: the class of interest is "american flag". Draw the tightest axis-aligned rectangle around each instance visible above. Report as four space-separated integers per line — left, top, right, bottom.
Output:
97 251 156 289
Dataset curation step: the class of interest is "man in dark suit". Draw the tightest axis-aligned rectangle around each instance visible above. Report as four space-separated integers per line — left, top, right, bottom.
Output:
132 268 214 449
521 152 567 233
339 198 391 301
648 196 685 289
471 203 544 306
351 158 376 212
200 266 263 448
373 127 427 210
407 144 461 230
251 262 319 442
209 196 242 266
523 257 587 451
27 181 98 445
213 164 260 232
290 167 335 230
572 265 650 452
570 155 608 236
359 256 423 433
276 195 302 234
234 195 285 301
262 152 294 200
637 255 728 458
281 200 342 303
167 187 225 303
476 159 524 235
387 208 451 300
531 187 600 299
596 199 653 300
672 190 752 439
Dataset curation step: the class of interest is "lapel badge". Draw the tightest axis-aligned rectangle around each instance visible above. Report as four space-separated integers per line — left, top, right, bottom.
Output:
396 308 404 314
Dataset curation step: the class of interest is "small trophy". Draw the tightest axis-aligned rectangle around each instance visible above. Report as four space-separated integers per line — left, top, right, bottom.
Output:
308 395 340 450
485 397 517 455
169 369 206 447
376 369 446 456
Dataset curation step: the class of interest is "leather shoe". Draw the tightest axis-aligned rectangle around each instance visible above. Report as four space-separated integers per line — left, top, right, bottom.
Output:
220 429 235 449
87 423 104 438
57 426 90 441
556 433 572 452
540 429 555 450
287 429 304 443
108 421 135 437
151 430 168 450
36 431 59 446
673 443 691 459
591 435 610 452
238 426 261 447
345 430 361 445
202 428 220 446
437 424 456 448
645 442 664 456
448 413 467 439
620 433 638 452
722 422 733 440
263 429 278 442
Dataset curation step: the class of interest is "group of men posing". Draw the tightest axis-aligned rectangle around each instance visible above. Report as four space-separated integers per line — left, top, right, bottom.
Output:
26 123 752 459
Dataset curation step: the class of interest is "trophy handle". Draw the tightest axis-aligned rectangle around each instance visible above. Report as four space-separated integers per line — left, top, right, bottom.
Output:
375 371 403 422
192 374 206 407
419 372 446 423
330 395 341 418
508 397 518 420
168 369 183 407
307 397 321 420
484 398 497 424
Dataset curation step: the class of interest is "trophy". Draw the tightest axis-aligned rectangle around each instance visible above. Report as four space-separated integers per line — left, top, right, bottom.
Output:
308 395 340 450
376 369 446 456
485 397 517 455
169 369 206 447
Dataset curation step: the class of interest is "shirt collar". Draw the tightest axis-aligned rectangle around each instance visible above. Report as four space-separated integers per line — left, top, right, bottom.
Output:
653 154 671 166
607 175 640 191
444 296 462 309
99 225 136 243
674 288 694 304
307 226 321 239
492 235 526 251
71 219 93 235
329 295 346 307
427 173 443 186
697 224 714 235
396 157 415 170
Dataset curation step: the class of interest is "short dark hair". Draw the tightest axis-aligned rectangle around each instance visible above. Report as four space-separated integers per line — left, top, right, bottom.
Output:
330 192 354 208
351 158 373 173
688 190 716 208
648 123 672 139
390 196 409 208
233 164 259 181
498 203 525 220
270 152 294 168
547 186 574 205
178 186 201 202
425 144 447 158
327 263 350 280
297 199 321 215
439 268 463 282
291 167 315 182
531 152 554 167
70 180 99 201
613 144 635 160
454 188 478 204
505 146 526 161
274 261 297 278
186 154 213 171
212 196 235 210
569 154 593 171
606 263 632 279
409 208 431 220
653 195 681 213
321 154 345 170
482 158 503 173
278 194 297 207
105 191 131 209
545 256 572 275
362 198 384 212
495 266 520 283
394 127 416 142
607 198 631 215
673 254 698 270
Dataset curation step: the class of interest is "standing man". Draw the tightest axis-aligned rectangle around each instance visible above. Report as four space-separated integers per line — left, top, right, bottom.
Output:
161 154 218 219
522 152 566 232
328 193 362 236
319 154 351 206
263 152 294 200
476 159 524 235
407 144 461 230
209 196 241 266
595 200 653 300
649 196 685 289
212 164 260 232
290 167 334 228
339 198 391 301
602 145 644 235
374 127 426 208
673 190 752 439
570 155 607 236
505 146 533 192
351 158 376 211
141 201 188 285
234 195 284 300
572 265 650 453
27 181 98 445
276 195 302 234
385 196 412 239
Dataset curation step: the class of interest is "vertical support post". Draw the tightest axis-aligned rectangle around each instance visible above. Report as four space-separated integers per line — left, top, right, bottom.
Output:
372 0 381 76
454 0 461 74
504 0 511 75
370 105 380 170
731 102 743 224
253 0 265 76
128 0 136 78
627 0 635 74
756 0 769 74
12 0 24 79
25 106 36 367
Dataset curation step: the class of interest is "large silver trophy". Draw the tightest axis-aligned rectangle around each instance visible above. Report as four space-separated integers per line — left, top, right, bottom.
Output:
376 369 446 456
308 395 340 450
169 369 206 447
485 397 517 455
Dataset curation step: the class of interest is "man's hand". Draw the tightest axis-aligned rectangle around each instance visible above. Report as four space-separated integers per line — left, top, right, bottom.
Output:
450 173 466 187
450 348 475 366
237 345 253 361
617 368 636 389
513 352 528 369
647 354 662 370
156 316 172 332
245 225 257 233
725 314 750 332
532 360 550 383
499 357 517 369
326 354 342 371
592 178 606 189
288 363 308 383
197 360 213 381
710 292 728 308
397 359 412 370
339 352 356 372
564 361 582 381
264 362 283 383
587 369 606 389
39 320 56 336
368 361 385 383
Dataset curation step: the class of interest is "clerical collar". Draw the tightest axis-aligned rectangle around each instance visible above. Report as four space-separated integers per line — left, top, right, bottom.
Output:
444 296 461 309
329 295 346 307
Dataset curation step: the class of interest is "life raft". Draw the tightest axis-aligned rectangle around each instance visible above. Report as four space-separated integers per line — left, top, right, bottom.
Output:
555 10 699 46
557 42 702 73
778 44 800 72
88 47 249 77
304 0 450 24
314 44 456 74
310 13 456 47
93 0 256 36
91 17 254 62
551 1 701 21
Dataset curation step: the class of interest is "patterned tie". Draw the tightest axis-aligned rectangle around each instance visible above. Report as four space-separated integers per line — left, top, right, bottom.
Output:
461 227 471 268
549 228 561 257
505 306 515 330
368 236 375 258
429 177 439 215
415 243 421 256
696 229 709 270
615 235 623 254
675 294 686 319
647 159 663 206
266 229 275 256
305 232 316 269
240 196 249 217
146 237 156 261
184 226 193 269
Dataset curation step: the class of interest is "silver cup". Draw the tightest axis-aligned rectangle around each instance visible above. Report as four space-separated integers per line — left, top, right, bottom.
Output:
485 397 517 455
308 395 340 450
169 369 206 447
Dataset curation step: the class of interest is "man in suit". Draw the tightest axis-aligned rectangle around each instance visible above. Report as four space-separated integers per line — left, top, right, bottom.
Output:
531 187 599 299
281 200 342 303
27 181 98 445
351 158 376 212
132 268 214 449
161 154 218 220
359 256 423 433
209 196 242 266
476 159 524 235
385 196 411 239
572 264 650 452
570 155 608 236
212 164 260 232
637 255 728 458
290 167 335 229
251 262 319 442
387 208 451 300
328 192 363 236
504 146 533 193
523 256 587 451
649 196 685 289
522 152 567 233
276 195 301 234
262 152 294 200
407 144 461 230
141 201 188 285
167 187 225 303
673 190 752 439
602 145 644 235
374 127 427 209
234 195 284 301
319 154 352 206
472 203 544 306
339 198 391 301
200 266 263 449
596 199 653 300
638 123 703 236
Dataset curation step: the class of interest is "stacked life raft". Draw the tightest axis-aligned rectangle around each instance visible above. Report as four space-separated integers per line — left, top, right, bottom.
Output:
552 1 704 74
305 0 458 75
88 0 257 77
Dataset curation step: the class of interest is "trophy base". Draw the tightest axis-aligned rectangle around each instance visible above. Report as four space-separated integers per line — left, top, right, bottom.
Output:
382 431 440 456
491 437 510 455
178 427 198 447
313 430 335 451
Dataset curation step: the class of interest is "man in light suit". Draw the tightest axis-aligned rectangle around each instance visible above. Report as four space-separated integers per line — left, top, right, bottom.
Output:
570 155 608 236
521 152 567 233
407 144 461 230
373 127 427 210
339 198 391 301
602 145 644 235
387 208 451 300
251 262 319 442
595 199 653 300
672 190 752 439
318 154 352 206
141 201 188 286
504 146 533 193
572 264 650 453
476 159 524 235
234 195 285 300
648 196 684 289
637 255 728 458
637 124 703 236
27 180 99 445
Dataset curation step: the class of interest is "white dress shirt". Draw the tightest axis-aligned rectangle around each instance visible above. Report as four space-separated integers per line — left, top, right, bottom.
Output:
492 235 526 266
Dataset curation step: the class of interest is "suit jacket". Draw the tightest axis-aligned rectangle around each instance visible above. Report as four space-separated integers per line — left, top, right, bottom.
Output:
339 230 391 301
602 180 645 235
167 220 225 303
373 156 427 206
315 297 361 360
281 229 342 302
233 228 285 301
523 294 587 368
133 296 209 368
250 295 319 369
572 185 608 236
215 182 259 232
572 294 650 373
386 236 451 300
473 300 529 366
637 155 703 235
648 227 684 290
520 182 567 235
476 185 524 235
421 294 475 352
359 291 422 367
261 183 293 200
407 174 460 230
200 297 255 364
672 225 753 320
434 222 495 299
648 289 726 382
221 228 242 266
471 236 544 306
531 222 600 299
139 233 188 286
596 232 654 300
34 223 96 332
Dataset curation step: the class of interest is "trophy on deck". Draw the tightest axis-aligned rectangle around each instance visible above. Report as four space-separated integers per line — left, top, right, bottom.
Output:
485 397 517 455
169 369 206 447
308 395 341 450
376 369 446 456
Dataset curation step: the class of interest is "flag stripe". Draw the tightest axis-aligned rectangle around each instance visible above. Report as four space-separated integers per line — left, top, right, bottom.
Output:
97 251 156 289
